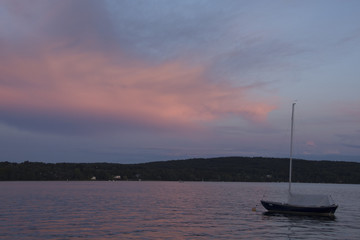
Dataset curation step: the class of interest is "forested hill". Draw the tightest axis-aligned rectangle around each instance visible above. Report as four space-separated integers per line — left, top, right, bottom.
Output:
1 157 360 183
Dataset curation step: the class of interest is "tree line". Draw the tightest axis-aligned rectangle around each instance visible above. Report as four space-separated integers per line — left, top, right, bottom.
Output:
1 157 360 183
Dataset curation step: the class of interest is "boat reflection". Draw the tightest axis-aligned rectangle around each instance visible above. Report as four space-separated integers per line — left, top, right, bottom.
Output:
262 211 336 221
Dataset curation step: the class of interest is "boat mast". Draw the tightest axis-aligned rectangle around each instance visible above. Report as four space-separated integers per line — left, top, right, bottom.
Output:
289 103 296 193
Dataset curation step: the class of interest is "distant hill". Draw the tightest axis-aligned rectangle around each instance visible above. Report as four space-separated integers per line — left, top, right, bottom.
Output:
1 157 360 183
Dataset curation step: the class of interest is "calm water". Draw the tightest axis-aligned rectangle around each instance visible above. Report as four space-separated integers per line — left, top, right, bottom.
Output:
0 181 359 239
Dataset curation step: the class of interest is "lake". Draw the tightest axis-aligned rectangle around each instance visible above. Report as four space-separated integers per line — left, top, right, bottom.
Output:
0 181 359 239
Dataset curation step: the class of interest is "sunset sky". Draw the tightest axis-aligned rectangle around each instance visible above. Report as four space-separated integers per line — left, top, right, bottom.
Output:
1 0 360 163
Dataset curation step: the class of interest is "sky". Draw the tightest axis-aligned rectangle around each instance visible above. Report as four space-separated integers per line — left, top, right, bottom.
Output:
1 0 360 163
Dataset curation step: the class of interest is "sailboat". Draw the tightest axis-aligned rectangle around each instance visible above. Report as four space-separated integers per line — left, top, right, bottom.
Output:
261 103 338 216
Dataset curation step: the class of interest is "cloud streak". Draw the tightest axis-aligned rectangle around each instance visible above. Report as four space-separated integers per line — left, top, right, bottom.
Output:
0 43 276 135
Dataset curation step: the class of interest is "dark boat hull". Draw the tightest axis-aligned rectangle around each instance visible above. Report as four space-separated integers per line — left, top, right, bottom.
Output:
261 200 338 217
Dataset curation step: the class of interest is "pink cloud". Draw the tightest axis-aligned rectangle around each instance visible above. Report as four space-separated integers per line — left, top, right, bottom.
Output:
306 140 316 147
0 46 277 133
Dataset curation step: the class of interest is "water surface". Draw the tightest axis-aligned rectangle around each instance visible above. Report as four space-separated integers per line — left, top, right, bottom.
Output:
0 181 359 239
